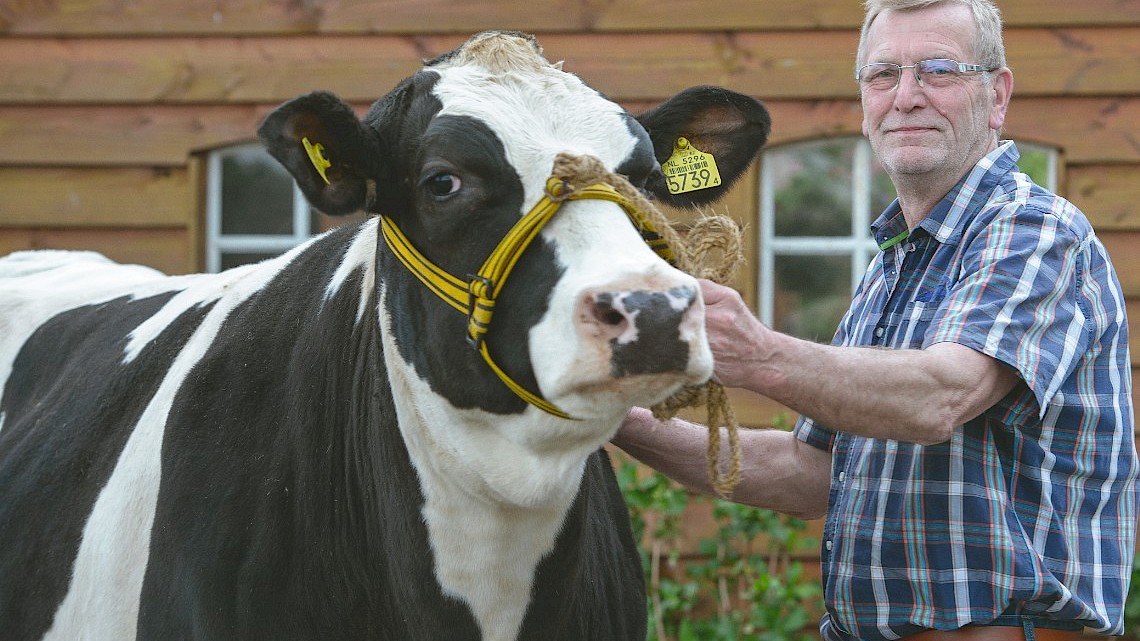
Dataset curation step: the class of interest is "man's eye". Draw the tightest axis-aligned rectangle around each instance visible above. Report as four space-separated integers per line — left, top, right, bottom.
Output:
921 61 957 76
867 68 897 81
425 173 462 197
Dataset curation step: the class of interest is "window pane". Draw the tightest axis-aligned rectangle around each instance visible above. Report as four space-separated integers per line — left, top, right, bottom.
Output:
773 254 851 342
220 147 295 235
771 140 854 237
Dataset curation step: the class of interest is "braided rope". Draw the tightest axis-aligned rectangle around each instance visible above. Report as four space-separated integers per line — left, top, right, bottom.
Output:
551 153 744 497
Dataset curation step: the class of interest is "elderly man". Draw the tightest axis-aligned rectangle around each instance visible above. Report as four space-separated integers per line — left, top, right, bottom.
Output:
613 1 1139 639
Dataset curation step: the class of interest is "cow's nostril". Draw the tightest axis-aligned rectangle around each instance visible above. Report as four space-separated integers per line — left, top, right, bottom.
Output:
590 293 629 328
598 307 625 326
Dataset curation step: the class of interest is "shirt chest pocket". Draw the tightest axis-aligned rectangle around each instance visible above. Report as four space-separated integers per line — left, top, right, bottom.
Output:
877 299 939 348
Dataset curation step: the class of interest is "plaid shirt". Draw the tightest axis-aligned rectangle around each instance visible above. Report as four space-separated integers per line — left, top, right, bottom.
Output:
794 142 1139 640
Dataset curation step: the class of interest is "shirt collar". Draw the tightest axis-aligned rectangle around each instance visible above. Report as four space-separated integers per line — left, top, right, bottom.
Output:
870 141 1020 250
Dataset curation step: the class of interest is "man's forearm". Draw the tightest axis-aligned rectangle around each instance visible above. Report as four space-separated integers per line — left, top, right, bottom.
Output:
740 333 1018 444
613 407 831 519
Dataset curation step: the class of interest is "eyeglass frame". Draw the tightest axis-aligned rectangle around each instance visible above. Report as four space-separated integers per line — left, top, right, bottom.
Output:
855 58 998 91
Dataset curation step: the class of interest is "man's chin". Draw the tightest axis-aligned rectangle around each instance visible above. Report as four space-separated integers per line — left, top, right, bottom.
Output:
879 148 943 176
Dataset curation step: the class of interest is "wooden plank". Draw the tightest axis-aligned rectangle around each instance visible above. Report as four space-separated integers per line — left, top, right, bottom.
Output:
1 0 1137 36
1098 232 1140 297
1004 28 1140 96
0 105 269 166
565 29 1140 102
1067 164 1140 231
759 98 1140 165
1129 301 1140 366
187 155 205 273
1005 99 1140 164
3 28 1139 105
0 228 194 274
1 98 1135 168
0 167 190 228
0 37 438 105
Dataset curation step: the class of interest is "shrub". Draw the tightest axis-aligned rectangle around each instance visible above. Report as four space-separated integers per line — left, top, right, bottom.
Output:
616 455 823 641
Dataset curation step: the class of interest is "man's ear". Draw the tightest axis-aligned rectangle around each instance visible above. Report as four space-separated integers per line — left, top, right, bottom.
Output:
636 86 771 208
257 91 382 216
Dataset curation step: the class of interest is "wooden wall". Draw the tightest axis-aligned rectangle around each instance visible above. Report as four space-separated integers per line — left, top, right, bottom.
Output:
2 0 1140 424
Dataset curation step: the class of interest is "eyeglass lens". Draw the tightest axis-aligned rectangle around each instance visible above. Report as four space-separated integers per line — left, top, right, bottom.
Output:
859 59 969 90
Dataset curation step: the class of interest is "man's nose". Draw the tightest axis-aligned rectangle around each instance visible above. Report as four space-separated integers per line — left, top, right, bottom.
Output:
894 69 928 109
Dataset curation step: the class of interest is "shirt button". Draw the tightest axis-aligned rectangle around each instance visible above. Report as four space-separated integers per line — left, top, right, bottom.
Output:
874 327 885 338
838 471 846 483
825 540 833 551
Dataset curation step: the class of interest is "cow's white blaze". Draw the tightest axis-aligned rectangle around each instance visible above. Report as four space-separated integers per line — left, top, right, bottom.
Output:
432 52 639 217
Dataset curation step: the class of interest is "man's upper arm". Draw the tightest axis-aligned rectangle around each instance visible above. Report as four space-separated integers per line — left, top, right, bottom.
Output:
925 341 1020 426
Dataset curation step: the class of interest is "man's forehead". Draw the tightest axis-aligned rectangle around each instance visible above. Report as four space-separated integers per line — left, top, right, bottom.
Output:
865 4 977 60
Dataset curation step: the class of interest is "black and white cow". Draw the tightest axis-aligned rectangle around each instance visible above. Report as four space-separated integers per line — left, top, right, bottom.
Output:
0 31 769 641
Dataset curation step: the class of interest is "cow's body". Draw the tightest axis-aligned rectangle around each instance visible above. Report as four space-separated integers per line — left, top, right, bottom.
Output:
0 32 769 641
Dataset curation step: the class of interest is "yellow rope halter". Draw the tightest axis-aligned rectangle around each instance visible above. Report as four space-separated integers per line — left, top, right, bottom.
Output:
380 171 675 419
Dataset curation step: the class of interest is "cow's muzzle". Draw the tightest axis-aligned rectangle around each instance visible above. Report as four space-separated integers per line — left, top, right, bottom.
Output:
579 286 701 377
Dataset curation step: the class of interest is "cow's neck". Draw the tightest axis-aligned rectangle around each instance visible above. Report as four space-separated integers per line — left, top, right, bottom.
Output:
377 293 605 641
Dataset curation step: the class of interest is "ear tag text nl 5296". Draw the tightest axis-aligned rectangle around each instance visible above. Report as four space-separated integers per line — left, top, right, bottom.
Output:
661 137 721 195
302 137 332 185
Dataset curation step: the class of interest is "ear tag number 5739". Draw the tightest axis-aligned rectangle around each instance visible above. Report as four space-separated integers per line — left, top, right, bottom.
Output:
662 137 721 195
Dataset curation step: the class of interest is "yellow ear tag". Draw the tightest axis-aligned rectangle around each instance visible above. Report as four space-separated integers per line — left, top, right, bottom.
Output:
661 137 722 195
302 136 332 185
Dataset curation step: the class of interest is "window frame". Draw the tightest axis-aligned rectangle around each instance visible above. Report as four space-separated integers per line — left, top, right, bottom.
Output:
203 142 314 273
755 137 1059 334
756 137 880 328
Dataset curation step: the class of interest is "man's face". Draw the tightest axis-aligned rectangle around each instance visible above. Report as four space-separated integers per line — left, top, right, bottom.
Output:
860 3 1010 182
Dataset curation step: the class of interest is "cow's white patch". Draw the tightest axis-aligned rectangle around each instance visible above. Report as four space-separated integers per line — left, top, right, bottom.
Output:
0 251 174 436
378 284 618 641
323 220 378 324
122 235 323 362
36 253 300 641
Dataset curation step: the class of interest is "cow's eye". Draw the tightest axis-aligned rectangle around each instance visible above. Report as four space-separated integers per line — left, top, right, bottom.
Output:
425 172 462 198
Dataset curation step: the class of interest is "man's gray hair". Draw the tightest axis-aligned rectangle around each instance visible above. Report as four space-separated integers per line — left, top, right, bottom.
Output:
856 0 1007 71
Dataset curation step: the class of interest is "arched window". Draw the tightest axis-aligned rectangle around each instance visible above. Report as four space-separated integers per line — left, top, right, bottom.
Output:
757 138 1057 342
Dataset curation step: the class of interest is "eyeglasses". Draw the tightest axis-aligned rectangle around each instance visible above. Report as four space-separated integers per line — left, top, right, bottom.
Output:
855 58 997 91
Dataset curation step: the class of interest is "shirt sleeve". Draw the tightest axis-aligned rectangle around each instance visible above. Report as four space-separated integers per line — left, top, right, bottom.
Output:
924 202 1090 419
793 415 836 452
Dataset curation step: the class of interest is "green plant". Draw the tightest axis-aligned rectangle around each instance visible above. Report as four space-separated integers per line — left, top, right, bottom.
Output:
617 445 823 641
1125 554 1140 639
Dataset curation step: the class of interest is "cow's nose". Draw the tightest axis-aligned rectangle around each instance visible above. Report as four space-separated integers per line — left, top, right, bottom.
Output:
577 286 700 377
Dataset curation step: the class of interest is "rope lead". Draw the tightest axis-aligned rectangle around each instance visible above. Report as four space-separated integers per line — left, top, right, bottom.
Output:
551 153 745 498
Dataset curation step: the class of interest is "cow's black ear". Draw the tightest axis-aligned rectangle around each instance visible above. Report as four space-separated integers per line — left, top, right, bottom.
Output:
257 91 381 216
636 86 771 208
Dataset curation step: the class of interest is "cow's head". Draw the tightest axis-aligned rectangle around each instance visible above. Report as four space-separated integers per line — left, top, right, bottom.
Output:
259 30 769 433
